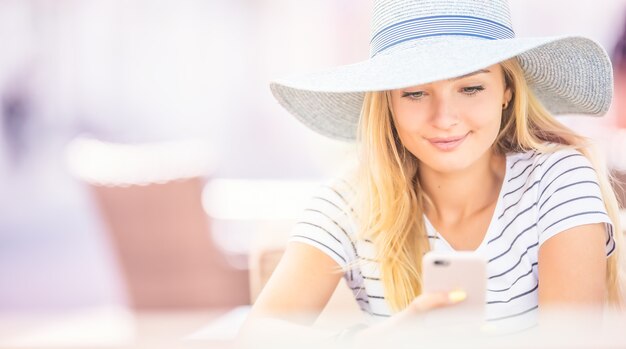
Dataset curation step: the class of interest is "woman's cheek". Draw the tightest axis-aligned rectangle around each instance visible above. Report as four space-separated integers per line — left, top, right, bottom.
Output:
395 113 426 134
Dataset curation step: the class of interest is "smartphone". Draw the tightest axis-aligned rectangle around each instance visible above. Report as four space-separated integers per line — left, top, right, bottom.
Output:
421 251 487 327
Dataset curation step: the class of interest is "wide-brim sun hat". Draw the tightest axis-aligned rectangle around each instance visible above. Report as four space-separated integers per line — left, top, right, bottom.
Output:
270 0 614 142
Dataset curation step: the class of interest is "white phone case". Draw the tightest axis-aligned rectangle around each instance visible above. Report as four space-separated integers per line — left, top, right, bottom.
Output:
422 251 487 327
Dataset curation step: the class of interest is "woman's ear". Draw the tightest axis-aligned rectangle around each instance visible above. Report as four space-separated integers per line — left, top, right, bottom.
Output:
503 86 513 107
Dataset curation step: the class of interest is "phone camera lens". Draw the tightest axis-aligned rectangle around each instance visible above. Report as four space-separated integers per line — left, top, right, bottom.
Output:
434 260 449 266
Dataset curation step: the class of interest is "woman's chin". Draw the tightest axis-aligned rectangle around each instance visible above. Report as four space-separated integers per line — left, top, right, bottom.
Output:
419 155 477 175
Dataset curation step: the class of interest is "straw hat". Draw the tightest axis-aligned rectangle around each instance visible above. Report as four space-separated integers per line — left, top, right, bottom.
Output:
270 0 613 141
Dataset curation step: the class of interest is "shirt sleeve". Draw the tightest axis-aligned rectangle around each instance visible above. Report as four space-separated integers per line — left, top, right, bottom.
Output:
288 179 358 268
536 149 616 257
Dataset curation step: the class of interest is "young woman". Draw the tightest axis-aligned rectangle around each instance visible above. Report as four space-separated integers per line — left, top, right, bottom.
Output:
240 0 623 344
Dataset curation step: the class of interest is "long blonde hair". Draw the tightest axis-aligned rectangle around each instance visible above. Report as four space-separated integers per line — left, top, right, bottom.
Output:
353 57 624 312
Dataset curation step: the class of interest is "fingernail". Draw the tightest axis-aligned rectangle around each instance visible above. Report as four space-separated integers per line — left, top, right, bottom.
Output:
448 290 467 303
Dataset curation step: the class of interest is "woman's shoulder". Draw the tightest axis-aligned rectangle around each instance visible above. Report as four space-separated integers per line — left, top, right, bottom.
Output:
312 178 356 213
302 169 359 224
538 146 594 178
506 145 591 178
507 144 597 191
318 162 359 199
539 145 587 162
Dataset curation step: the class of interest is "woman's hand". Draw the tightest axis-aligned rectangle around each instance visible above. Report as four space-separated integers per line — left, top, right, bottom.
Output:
351 290 467 346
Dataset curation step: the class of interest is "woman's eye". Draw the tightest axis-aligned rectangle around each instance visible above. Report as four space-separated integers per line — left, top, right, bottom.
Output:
402 91 425 100
461 86 485 95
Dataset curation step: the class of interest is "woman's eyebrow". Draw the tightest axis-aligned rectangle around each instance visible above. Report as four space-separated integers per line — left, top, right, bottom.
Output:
450 69 491 81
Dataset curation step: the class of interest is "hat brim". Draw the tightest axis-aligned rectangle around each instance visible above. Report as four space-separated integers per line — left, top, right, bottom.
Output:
270 36 613 141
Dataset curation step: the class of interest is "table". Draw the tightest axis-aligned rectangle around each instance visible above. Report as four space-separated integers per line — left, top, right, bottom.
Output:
0 306 237 348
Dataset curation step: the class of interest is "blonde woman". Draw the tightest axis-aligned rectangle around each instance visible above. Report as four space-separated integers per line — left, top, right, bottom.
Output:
240 0 623 344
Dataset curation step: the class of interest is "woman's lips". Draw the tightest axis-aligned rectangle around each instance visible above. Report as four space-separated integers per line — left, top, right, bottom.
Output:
427 133 469 151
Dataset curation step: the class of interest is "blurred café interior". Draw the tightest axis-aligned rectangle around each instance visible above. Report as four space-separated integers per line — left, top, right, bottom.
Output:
1 0 626 347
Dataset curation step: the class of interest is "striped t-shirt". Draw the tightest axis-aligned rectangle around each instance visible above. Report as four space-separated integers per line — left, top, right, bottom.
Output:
289 147 616 332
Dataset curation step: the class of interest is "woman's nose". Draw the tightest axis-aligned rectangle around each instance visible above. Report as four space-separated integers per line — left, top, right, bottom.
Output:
430 96 459 129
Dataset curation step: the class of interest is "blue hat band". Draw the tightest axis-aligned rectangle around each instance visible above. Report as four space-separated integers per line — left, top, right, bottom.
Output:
370 15 516 57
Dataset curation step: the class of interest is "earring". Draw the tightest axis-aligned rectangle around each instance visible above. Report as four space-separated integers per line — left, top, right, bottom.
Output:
502 102 509 109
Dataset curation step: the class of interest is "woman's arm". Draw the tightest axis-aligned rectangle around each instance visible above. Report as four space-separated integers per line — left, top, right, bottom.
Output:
238 241 345 345
538 222 607 307
238 240 466 347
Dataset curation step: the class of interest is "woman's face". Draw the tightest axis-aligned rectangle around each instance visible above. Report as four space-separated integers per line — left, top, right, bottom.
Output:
389 63 512 174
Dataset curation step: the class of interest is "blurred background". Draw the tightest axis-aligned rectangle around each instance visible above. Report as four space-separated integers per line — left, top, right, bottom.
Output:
1 0 626 347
